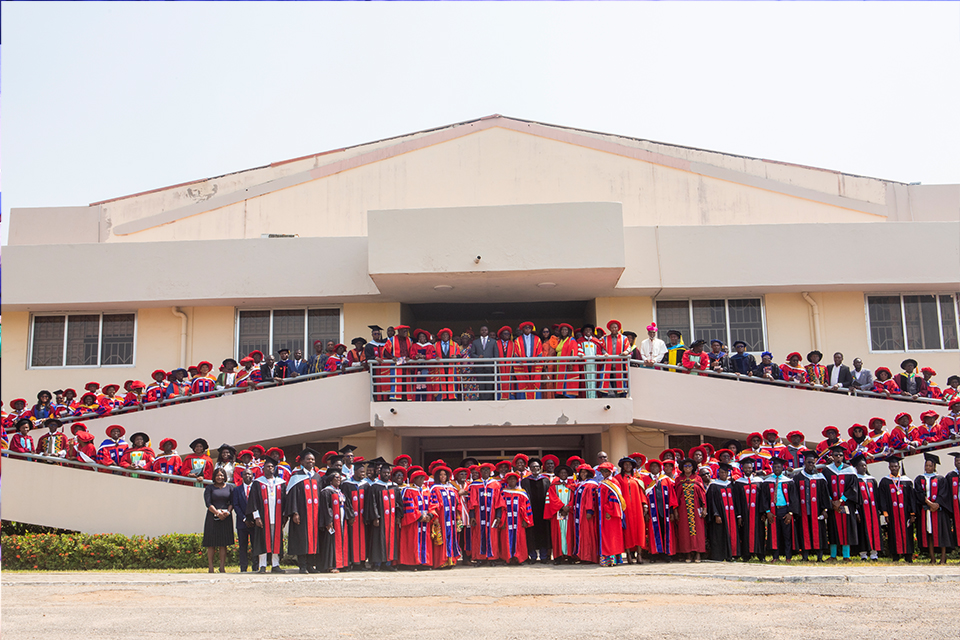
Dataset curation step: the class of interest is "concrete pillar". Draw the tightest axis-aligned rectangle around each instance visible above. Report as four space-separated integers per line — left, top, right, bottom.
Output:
376 429 395 462
609 424 628 463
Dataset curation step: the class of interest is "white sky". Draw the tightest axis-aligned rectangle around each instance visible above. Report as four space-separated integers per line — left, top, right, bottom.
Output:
2 1 959 244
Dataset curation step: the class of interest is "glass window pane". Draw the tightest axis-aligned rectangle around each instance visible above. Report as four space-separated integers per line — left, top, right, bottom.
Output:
655 301 690 344
903 295 941 350
940 295 958 350
272 310 305 356
728 299 765 351
867 296 904 351
31 316 65 367
65 315 100 366
308 309 340 353
692 300 726 345
101 314 135 365
238 310 270 359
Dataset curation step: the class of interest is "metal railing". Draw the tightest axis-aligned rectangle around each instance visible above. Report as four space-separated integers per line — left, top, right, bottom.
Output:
370 355 631 401
1 449 215 485
54 365 365 425
634 360 951 406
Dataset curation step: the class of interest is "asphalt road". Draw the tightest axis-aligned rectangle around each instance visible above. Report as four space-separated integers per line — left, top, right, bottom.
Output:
3 563 958 640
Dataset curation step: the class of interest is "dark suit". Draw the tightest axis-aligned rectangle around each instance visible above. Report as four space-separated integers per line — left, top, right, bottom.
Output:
825 364 853 388
232 482 254 570
291 359 309 376
469 336 497 400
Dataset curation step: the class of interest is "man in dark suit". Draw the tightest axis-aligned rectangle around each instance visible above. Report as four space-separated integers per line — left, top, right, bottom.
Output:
232 468 256 571
469 325 497 400
291 349 309 376
826 352 853 390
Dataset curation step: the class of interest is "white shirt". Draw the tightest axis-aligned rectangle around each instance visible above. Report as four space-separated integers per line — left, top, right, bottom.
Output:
639 337 667 363
830 365 841 386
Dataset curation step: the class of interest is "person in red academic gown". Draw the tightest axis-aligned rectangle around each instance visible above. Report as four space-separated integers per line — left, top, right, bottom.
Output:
596 462 626 566
792 450 829 562
468 463 504 564
939 452 960 551
512 322 543 399
706 464 739 561
544 464 577 564
381 325 415 401
97 425 130 471
119 432 155 478
645 459 677 558
429 466 464 568
433 328 463 401
246 458 286 573
733 456 766 561
410 329 437 401
672 459 707 562
815 426 844 463
554 324 581 398
72 431 97 468
876 457 916 562
319 468 352 573
499 472 533 564
399 470 433 568
180 438 214 485
599 320 631 397
284 449 323 573
850 453 882 561
573 465 600 564
915 452 952 564
615 457 648 564
152 438 182 481
493 326 517 400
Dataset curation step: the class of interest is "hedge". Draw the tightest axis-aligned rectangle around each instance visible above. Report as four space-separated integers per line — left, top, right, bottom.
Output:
1 532 245 570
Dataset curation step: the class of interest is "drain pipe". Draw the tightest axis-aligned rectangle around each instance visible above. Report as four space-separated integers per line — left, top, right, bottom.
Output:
801 292 821 351
171 307 188 369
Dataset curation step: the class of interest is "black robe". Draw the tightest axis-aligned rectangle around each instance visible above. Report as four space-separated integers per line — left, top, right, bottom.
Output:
341 479 366 564
318 485 353 570
759 474 798 554
521 474 552 554
706 481 737 561
364 480 400 563
914 474 952 549
940 470 960 549
877 475 916 557
284 471 322 557
245 476 286 557
792 471 829 553
853 474 883 554
821 465 860 548
733 476 766 558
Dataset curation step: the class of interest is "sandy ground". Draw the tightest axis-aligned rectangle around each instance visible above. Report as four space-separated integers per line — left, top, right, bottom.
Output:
3 562 959 640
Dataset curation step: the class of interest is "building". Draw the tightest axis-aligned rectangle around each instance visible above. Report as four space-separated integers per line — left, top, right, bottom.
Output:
5 114 959 475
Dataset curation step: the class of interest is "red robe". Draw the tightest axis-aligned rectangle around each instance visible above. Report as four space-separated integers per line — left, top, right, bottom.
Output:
673 476 707 553
573 480 600 563
499 488 533 561
554 337 581 398
598 479 626 557
382 336 416 401
646 475 677 555
9 433 35 454
233 463 263 486
467 478 504 560
180 454 214 481
494 339 516 399
152 453 183 478
119 446 156 471
429 483 464 568
615 473 648 551
399 486 433 566
411 342 437 401
512 334 544 399
433 340 463 400
544 477 576 557
600 333 631 392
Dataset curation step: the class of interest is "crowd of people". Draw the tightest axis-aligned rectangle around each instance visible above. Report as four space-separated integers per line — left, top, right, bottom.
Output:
5 404 960 572
3 321 956 433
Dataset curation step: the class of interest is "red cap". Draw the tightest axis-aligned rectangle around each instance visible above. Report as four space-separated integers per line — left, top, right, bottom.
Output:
321 450 339 463
645 459 663 473
453 467 469 477
479 462 496 472
576 464 595 475
661 459 676 468
558 323 574 334
432 465 452 478
868 417 886 428
393 454 412 465
197 361 214 371
762 429 779 440
786 352 802 361
428 459 444 471
594 328 607 337
629 452 648 465
950 399 960 410
519 321 535 331
354 456 364 463
747 432 763 444
875 366 892 377
238 449 254 460
70 423 88 435
503 472 521 483
437 328 453 339
847 424 867 438
85 382 100 390
821 426 840 437
606 320 622 332
159 438 178 450
497 326 513 337
64 388 77 396
248 350 264 359
151 369 166 380
11 398 27 407
496 459 513 469
413 329 431 341
105 424 126 437
512 453 529 464
566 456 584 467
130 381 145 390
542 454 560 466
702 443 715 455
921 367 936 376
392 466 408 481
597 462 616 472
409 470 428 483
659 449 676 460
240 356 254 365
266 447 285 459
249 444 265 455
894 412 911 424
715 449 734 460
688 445 707 460
76 431 95 444
394 325 411 331
102 384 120 393
920 410 939 421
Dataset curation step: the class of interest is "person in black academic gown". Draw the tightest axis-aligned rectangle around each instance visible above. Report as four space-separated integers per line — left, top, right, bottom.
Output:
914 452 951 564
939 452 960 552
319 469 353 573
245 458 286 573
284 448 322 573
365 459 400 571
706 464 738 561
733 456 766 562
821 444 859 561
761 456 798 562
877 456 916 562
792 449 829 562
521 458 552 563
851 453 883 561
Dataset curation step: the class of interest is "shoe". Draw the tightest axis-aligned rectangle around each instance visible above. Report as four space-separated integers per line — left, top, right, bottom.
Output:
240 568 248 573
272 566 284 573
307 567 321 574
299 568 308 574
257 567 266 574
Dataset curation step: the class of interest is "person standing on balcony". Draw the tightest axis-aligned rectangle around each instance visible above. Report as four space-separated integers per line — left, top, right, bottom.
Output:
578 324 603 399
99 384 125 412
920 368 942 399
30 390 56 422
663 330 686 368
826 352 852 389
119 432 155 477
273 349 294 380
750 351 782 382
97 425 129 469
728 341 756 376
9 419 35 454
36 418 68 459
382 325 415 402
346 338 368 369
181 438 214 483
291 348 309 376
469 325 497 401
216 358 239 392
235 358 256 390
681 340 710 376
322 344 349 374
539 326 559 396
708 340 730 373
190 362 217 395
849 358 873 391
152 438 182 480
494 326 516 400
433 328 462 401
554 324 580 399
599 320 631 396
637 323 667 368
165 369 191 399
780 352 808 386
513 322 543 400
307 340 327 374
942 376 960 403
805 351 829 387
896 358 927 399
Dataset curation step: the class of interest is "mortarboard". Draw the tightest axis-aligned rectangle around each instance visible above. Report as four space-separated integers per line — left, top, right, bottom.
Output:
923 452 940 465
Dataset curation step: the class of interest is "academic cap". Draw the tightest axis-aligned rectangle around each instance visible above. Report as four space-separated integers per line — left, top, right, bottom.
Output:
554 464 574 476
339 444 358 454
297 447 321 462
923 453 940 465
190 438 209 451
717 463 733 472
849 453 868 467
948 452 960 459
801 449 820 459
828 444 847 453
368 325 384 332
769 456 790 465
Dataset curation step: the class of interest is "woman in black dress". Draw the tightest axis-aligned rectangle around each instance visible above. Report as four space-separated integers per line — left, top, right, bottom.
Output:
203 467 235 573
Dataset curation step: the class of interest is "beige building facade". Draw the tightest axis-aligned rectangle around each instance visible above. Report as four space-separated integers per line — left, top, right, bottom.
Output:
5 115 959 467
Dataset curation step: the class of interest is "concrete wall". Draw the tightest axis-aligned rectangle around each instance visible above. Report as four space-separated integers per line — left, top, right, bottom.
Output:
8 206 101 245
3 455 205 536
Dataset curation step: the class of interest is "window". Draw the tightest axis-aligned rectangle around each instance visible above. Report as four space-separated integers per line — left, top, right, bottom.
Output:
867 294 959 351
30 313 136 368
236 308 342 358
654 298 765 351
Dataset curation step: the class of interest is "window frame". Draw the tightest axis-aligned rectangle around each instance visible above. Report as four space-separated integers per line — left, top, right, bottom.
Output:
864 292 960 353
27 312 138 369
234 306 344 360
652 296 768 353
